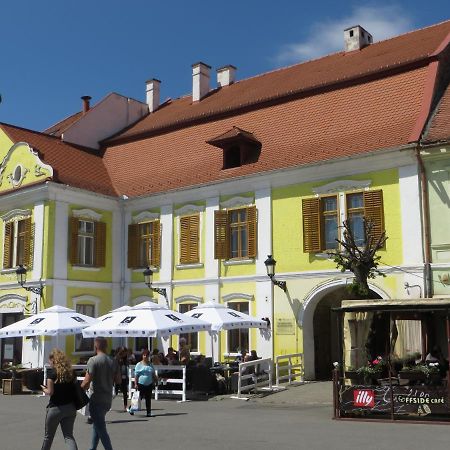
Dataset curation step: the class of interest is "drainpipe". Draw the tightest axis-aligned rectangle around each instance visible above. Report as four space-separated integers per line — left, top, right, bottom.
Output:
415 146 433 298
119 195 127 346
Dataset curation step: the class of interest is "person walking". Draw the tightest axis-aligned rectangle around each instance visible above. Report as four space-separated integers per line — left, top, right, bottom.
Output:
81 337 120 450
129 349 156 417
114 347 129 412
40 348 78 450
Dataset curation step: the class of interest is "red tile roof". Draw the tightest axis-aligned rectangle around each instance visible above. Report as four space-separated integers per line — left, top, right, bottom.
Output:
4 20 450 198
44 111 83 137
107 20 450 144
103 66 429 197
0 123 117 196
423 83 450 143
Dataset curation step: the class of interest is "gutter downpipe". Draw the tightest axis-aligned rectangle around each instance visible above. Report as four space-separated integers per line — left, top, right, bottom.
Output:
415 146 433 298
119 195 127 345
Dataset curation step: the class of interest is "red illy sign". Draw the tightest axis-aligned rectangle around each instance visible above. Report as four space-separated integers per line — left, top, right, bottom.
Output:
353 389 375 407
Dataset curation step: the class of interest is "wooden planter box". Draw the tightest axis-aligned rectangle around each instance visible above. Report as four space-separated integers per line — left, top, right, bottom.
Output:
399 370 426 381
2 378 22 395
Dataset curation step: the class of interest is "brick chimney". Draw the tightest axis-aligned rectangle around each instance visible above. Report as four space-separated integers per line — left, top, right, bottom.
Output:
146 78 161 113
216 65 237 87
344 25 373 52
192 62 211 102
81 96 91 114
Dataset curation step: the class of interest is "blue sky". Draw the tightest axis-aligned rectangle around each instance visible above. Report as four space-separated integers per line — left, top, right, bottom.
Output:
0 1 448 131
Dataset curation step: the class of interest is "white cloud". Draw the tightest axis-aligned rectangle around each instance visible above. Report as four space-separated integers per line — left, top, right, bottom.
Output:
275 5 414 64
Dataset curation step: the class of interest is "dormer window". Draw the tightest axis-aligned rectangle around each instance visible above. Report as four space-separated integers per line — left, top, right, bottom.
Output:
206 126 261 170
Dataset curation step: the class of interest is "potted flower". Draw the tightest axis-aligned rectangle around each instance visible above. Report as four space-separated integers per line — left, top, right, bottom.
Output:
355 356 386 384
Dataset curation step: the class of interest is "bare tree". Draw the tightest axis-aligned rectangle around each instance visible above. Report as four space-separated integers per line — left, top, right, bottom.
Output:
328 218 387 297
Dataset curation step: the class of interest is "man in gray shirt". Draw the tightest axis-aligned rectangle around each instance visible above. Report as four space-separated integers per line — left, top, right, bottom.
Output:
82 337 120 450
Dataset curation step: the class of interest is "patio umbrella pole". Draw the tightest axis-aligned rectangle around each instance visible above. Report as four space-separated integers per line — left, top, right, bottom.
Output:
210 331 215 364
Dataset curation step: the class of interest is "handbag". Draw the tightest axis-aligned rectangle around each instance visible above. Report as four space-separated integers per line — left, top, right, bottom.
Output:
73 380 90 410
129 390 141 412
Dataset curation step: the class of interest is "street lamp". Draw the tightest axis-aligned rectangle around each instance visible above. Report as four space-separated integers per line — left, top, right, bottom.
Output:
15 264 43 315
143 267 169 307
264 255 287 292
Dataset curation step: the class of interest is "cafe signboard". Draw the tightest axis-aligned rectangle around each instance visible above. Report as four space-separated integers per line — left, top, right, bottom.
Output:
341 385 449 416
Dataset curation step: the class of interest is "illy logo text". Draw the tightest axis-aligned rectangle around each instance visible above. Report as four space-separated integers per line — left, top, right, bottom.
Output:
353 389 374 407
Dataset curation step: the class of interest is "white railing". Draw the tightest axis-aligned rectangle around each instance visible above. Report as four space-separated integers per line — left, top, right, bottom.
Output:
275 353 304 386
231 358 273 400
128 364 187 403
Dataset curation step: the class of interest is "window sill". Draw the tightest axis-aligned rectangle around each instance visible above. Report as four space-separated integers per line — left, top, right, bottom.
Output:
132 267 159 273
223 259 254 266
176 263 204 270
1 268 18 275
223 353 240 358
72 351 94 356
72 266 101 272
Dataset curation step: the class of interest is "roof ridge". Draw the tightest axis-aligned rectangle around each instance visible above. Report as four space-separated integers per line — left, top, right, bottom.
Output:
0 121 100 153
221 19 450 88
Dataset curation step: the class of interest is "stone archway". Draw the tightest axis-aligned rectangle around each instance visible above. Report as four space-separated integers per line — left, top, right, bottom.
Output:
301 280 387 380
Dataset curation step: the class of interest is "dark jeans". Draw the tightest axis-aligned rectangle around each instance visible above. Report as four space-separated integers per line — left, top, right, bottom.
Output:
88 401 113 450
41 403 78 450
115 379 128 408
138 383 154 414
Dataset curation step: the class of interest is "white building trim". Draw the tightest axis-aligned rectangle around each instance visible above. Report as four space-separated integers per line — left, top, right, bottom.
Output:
174 295 203 304
53 201 68 280
0 293 27 313
399 164 423 265
31 202 45 283
72 208 103 221
312 179 371 195
220 195 254 209
222 293 254 302
0 208 31 222
174 204 205 216
132 211 160 223
255 187 271 276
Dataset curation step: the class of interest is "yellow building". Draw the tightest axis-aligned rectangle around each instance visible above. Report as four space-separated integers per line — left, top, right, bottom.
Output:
0 21 450 379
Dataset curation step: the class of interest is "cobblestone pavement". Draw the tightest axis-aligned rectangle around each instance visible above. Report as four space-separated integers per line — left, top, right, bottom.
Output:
0 382 449 450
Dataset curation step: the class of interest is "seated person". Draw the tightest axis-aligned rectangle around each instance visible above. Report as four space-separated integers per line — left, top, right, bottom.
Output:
179 338 191 365
195 355 207 367
166 347 178 365
151 349 162 365
235 350 247 364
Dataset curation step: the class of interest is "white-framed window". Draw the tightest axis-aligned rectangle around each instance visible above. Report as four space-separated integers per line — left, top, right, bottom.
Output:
178 303 199 352
2 213 33 270
77 220 95 266
73 301 97 353
227 302 249 353
302 189 384 253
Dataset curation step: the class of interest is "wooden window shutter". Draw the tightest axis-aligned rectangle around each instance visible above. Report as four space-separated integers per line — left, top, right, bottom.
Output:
180 217 190 264
363 190 385 245
180 215 200 264
94 221 107 267
127 224 139 268
214 210 229 260
151 220 161 267
302 198 321 253
189 215 200 263
69 217 80 265
3 221 13 269
246 206 257 258
22 218 34 268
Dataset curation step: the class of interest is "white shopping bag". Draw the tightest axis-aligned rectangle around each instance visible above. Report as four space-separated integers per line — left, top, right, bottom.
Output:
129 390 141 412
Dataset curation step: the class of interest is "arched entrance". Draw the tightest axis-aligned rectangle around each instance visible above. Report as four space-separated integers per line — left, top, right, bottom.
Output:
302 280 387 380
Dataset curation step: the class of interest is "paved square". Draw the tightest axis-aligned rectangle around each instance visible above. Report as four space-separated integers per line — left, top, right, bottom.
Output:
0 383 449 450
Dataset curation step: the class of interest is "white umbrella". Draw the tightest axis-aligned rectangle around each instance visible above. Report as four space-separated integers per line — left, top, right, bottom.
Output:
0 305 97 338
185 302 268 331
82 300 211 338
183 302 268 362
